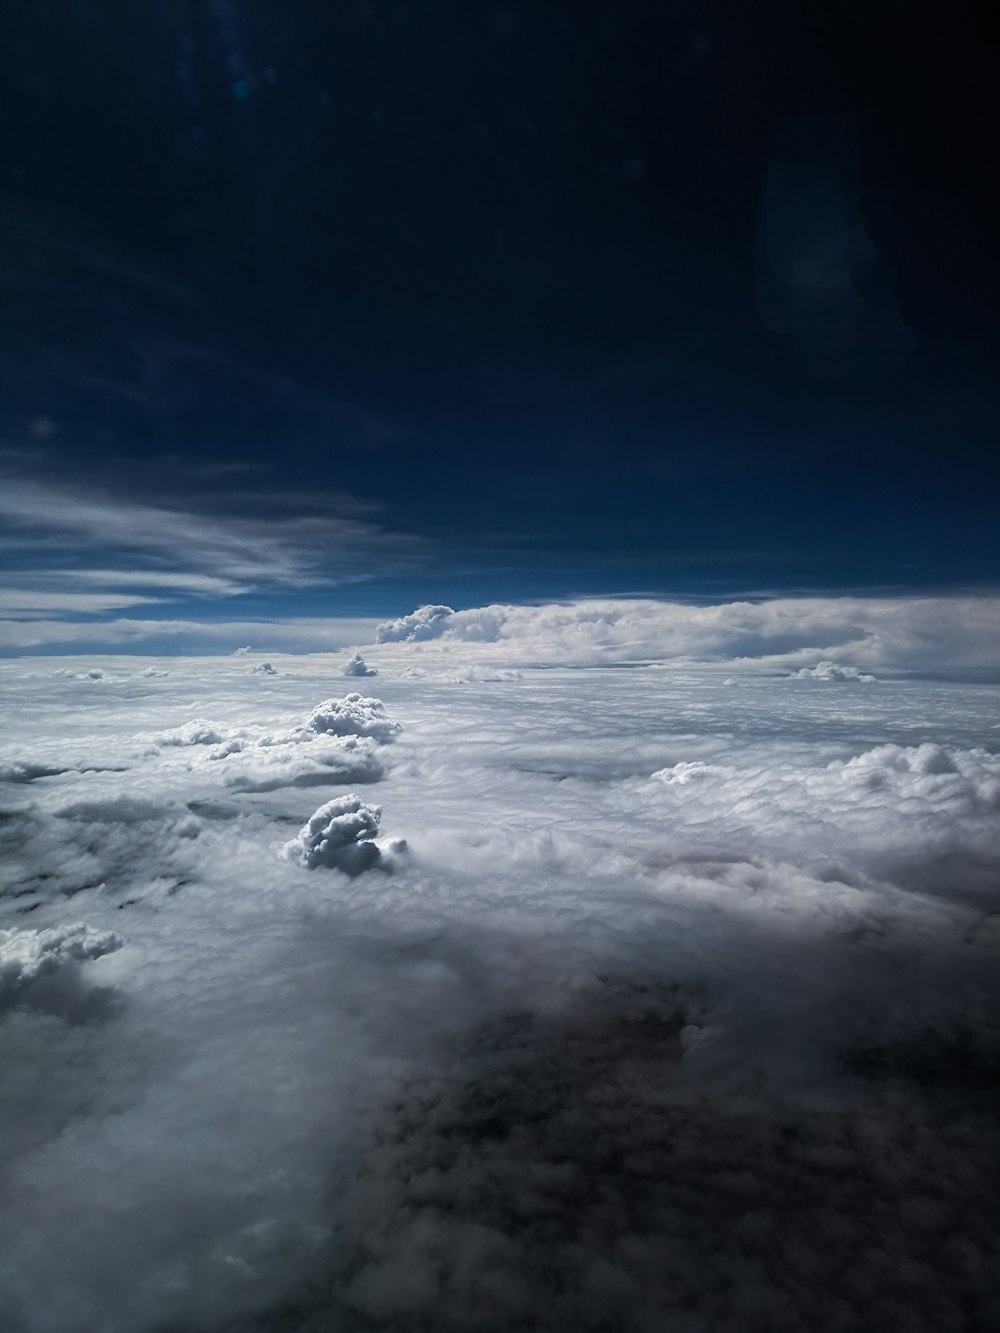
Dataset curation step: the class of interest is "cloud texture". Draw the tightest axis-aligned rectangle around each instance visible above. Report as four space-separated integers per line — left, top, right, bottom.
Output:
283 795 383 873
374 596 1000 673
0 655 997 1331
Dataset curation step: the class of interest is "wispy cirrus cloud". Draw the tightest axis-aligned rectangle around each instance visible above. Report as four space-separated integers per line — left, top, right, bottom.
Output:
0 466 422 627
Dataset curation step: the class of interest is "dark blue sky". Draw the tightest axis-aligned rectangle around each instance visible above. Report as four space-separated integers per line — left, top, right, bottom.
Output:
1 0 997 621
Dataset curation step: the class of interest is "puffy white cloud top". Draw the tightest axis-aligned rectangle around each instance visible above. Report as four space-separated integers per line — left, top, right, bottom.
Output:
792 660 878 682
304 693 401 742
373 595 1000 672
343 652 378 678
283 795 382 873
375 604 456 642
1 922 123 1009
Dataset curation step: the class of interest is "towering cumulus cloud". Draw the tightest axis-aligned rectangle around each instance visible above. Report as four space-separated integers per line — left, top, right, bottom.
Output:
303 693 401 742
375 604 457 643
343 653 379 678
282 795 383 874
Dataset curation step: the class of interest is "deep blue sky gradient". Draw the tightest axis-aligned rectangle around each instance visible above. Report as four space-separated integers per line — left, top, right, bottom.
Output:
1 1 997 616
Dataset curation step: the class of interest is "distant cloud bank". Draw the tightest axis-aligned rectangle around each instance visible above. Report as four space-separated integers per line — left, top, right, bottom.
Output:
374 595 1000 674
2 593 999 675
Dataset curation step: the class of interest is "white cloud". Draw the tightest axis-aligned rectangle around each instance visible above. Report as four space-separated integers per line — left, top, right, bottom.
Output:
219 734 386 793
0 475 411 593
153 721 229 746
792 660 878 682
304 693 401 743
282 795 383 874
0 658 997 1331
375 604 457 642
0 590 160 615
0 465 422 654
343 652 378 678
6 593 999 670
372 595 1000 673
1 922 123 1013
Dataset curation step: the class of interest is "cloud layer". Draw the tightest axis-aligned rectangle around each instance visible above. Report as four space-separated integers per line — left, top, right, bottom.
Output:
4 589 999 670
0 657 997 1331
373 596 1000 673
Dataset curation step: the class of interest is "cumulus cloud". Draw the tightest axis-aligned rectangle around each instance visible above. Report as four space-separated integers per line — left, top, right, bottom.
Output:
370 596 1000 673
304 693 401 743
1 922 123 1015
792 660 878 682
282 795 383 874
153 721 228 747
9 593 999 669
343 652 378 678
375 604 456 643
220 735 385 793
131 693 404 795
250 661 277 675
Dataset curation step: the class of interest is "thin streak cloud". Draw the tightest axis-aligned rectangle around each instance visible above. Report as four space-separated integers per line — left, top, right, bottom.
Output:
0 471 422 616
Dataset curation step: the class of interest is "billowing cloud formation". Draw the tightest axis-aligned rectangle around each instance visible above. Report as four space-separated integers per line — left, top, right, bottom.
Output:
792 660 878 682
1 922 123 1012
220 735 385 794
143 693 403 794
282 795 382 874
305 693 401 743
375 604 457 643
644 741 1000 899
343 653 378 678
154 721 228 746
374 596 1000 672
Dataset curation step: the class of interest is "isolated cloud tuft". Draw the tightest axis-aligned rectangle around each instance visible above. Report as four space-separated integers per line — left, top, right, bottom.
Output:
375 604 455 643
282 794 382 873
304 693 401 743
251 661 277 675
343 652 378 678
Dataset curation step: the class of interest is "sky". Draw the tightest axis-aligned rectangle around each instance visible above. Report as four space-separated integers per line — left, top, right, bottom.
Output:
1 0 998 647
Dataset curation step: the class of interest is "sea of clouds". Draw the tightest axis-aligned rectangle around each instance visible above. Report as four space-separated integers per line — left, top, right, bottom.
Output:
1 612 999 1332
